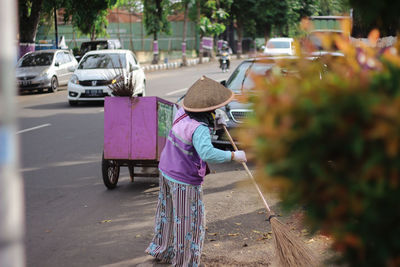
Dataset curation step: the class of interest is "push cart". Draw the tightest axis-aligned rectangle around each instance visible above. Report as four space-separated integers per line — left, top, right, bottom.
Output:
102 96 175 189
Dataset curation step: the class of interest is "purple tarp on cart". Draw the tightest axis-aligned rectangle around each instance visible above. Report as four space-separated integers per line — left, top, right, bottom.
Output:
131 97 157 159
104 96 173 161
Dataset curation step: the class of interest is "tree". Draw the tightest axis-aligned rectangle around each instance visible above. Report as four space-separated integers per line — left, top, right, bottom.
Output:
143 0 171 64
198 0 230 58
18 0 116 44
255 0 289 42
170 0 193 66
187 0 206 62
115 0 143 51
286 0 318 36
115 0 142 11
181 0 191 66
350 0 400 36
316 0 349 15
230 0 257 58
19 0 45 43
195 0 202 62
63 0 116 40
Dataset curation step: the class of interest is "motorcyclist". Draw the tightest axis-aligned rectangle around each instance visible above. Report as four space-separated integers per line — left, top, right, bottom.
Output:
218 42 232 70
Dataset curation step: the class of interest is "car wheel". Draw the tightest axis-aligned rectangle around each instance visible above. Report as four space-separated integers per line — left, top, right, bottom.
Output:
49 76 58 92
69 100 78 106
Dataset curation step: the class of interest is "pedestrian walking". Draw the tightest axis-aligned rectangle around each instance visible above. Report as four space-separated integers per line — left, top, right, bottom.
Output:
145 76 247 266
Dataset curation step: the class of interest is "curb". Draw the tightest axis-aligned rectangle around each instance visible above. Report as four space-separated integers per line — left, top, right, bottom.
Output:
141 57 210 72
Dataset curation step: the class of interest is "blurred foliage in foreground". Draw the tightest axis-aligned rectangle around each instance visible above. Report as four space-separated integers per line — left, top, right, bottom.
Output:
238 26 400 266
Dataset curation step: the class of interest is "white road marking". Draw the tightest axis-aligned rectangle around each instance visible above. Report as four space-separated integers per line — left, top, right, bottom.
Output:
165 79 224 96
16 123 51 134
165 87 188 96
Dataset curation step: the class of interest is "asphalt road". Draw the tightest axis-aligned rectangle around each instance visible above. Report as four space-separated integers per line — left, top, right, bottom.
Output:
17 58 242 267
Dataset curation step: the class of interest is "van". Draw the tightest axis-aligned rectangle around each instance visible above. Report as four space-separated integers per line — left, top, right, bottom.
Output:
263 38 294 56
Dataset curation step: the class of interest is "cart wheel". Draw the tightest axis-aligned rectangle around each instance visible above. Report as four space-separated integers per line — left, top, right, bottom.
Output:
102 152 120 189
128 165 134 182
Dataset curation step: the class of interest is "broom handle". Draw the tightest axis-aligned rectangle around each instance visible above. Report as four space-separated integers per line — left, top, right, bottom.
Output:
223 126 272 213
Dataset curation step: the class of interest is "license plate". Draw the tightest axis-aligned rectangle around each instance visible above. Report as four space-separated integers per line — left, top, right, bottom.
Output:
20 80 32 86
222 60 227 63
85 89 103 96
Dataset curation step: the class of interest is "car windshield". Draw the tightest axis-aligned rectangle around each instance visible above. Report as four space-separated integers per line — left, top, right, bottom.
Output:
18 53 54 67
226 61 274 93
78 53 126 69
267 41 290 49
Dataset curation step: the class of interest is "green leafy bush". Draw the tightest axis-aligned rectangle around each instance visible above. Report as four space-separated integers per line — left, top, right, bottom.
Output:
72 47 80 56
239 32 400 266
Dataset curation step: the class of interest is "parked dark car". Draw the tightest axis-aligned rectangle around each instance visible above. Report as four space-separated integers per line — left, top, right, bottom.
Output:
211 55 330 148
74 39 122 61
211 58 277 148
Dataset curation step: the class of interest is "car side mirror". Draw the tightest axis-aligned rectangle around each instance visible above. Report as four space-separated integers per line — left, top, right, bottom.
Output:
54 62 60 67
220 80 226 87
67 66 76 72
129 65 139 72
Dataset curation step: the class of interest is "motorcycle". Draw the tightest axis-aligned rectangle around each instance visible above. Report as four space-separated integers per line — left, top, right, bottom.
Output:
220 51 230 73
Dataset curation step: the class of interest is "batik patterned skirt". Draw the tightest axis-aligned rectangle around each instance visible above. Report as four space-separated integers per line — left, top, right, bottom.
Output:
145 174 205 267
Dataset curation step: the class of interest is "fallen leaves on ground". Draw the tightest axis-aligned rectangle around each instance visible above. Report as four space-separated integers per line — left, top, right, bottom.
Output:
228 233 239 236
257 233 273 241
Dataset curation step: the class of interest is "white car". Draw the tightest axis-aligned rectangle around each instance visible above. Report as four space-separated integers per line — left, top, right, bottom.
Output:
67 49 146 106
16 49 78 93
263 38 295 56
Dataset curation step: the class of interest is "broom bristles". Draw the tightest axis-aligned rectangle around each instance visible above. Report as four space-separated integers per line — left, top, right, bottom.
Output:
270 217 319 267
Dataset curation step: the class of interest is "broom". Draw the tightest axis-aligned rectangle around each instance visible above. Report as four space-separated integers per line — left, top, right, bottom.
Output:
223 125 319 267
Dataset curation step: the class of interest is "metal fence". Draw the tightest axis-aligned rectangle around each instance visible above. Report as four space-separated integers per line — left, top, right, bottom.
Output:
36 21 199 52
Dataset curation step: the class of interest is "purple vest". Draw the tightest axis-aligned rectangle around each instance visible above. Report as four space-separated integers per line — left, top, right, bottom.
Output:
158 108 208 185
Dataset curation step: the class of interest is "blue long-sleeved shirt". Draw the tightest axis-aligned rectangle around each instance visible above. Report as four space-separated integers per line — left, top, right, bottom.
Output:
192 125 232 163
161 124 232 184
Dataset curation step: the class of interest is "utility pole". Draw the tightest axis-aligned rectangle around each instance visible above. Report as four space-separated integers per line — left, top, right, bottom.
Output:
0 0 26 267
141 14 144 51
129 7 134 51
117 9 121 42
54 7 58 49
197 0 202 64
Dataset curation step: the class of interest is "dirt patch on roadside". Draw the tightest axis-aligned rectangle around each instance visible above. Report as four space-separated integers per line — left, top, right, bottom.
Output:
201 167 333 266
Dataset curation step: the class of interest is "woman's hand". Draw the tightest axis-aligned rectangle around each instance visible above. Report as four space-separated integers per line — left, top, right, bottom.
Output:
232 151 247 163
215 113 227 130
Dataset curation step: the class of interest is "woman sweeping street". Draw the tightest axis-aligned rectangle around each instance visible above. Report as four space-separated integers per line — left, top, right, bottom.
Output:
145 76 247 266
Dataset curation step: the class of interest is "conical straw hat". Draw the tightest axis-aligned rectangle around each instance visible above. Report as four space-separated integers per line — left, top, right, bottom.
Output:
182 76 234 112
